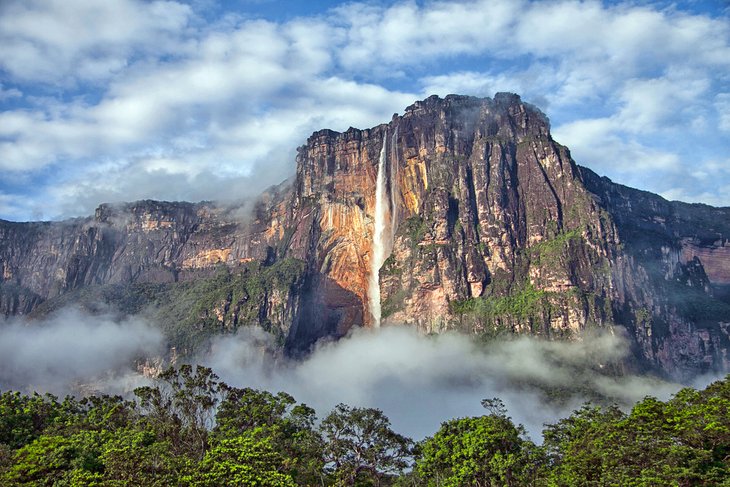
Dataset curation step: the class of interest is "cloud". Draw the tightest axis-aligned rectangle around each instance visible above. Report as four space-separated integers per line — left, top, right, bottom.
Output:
717 93 730 132
419 68 556 109
0 7 415 219
552 118 686 199
661 182 730 207
0 312 715 441
0 0 193 85
331 0 521 72
0 84 22 101
614 72 711 134
0 308 165 396
0 0 728 220
200 325 691 440
0 191 49 222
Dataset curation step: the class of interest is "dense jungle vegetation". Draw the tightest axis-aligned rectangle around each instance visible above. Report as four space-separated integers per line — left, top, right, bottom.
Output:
0 366 728 486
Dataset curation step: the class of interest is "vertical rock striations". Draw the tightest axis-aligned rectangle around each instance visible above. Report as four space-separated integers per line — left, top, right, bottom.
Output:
580 168 730 377
0 93 728 378
286 94 614 340
283 93 729 378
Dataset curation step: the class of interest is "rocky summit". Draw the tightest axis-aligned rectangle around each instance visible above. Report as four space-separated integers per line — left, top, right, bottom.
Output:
1 93 729 379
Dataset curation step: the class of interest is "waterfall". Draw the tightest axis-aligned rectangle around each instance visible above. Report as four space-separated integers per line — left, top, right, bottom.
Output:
368 136 389 327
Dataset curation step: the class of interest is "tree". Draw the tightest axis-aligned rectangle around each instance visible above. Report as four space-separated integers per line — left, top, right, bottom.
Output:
134 364 223 460
417 412 541 487
667 379 730 483
215 388 299 436
320 403 413 486
214 387 325 485
542 403 624 486
0 391 66 449
100 427 188 486
1 430 108 486
76 394 136 433
542 377 730 486
191 429 295 487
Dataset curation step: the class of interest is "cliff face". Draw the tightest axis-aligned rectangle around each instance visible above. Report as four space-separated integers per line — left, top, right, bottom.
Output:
0 186 289 298
283 94 729 377
580 169 730 375
286 95 614 337
1 94 728 379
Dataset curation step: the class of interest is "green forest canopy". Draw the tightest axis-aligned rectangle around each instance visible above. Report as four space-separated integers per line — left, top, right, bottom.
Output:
0 365 728 486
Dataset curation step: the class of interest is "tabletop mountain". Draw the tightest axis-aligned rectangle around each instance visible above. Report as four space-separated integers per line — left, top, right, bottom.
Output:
1 93 728 380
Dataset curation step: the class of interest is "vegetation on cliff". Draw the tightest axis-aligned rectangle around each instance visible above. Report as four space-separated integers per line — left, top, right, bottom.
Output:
450 282 550 336
1 366 727 486
28 258 306 355
2 94 730 376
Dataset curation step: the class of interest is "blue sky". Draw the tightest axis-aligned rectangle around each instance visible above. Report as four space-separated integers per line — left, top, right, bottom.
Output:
0 0 728 221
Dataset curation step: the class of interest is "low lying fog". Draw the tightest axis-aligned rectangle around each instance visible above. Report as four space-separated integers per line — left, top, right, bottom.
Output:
0 309 719 440
203 326 692 439
0 308 164 397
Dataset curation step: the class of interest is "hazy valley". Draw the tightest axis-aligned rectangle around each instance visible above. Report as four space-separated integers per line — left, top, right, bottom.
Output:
1 93 729 485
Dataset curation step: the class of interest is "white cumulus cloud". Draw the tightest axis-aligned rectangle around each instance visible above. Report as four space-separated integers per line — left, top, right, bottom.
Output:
0 0 728 220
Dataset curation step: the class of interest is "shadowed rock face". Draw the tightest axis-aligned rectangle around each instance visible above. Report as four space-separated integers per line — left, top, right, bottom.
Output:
1 94 728 379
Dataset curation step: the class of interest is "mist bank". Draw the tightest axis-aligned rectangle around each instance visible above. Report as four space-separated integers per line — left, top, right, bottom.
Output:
0 308 164 397
0 309 720 440
201 325 703 439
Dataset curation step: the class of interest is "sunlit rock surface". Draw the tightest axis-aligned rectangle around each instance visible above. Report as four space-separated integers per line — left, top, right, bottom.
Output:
1 94 729 379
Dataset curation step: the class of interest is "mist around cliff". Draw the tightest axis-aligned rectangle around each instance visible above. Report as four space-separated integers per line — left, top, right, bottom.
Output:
0 308 164 397
0 310 714 440
198 325 695 440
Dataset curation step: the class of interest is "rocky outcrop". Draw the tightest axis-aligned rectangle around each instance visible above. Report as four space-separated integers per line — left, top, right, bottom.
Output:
283 94 729 378
681 242 730 284
0 187 289 307
1 93 728 379
282 126 384 349
287 94 615 338
580 169 730 377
